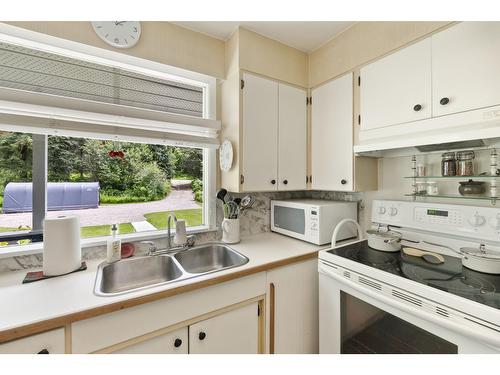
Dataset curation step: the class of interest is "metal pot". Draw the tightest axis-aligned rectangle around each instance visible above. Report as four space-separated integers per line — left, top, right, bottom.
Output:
460 244 500 274
458 179 486 196
366 229 402 252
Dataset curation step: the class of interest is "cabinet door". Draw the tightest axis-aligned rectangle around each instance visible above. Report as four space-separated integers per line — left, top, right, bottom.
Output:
242 73 278 191
432 22 500 116
110 327 188 354
311 73 354 191
0 328 65 354
189 302 259 354
360 38 431 130
267 259 318 354
278 83 307 191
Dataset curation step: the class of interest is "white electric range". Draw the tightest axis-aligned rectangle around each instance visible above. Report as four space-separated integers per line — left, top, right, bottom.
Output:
319 200 500 354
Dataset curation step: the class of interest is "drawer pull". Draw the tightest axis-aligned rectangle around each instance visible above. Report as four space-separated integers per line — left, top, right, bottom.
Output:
174 338 182 348
198 331 206 341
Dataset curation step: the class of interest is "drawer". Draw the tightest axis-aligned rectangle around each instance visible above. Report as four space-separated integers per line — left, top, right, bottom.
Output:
72 272 266 353
0 328 65 354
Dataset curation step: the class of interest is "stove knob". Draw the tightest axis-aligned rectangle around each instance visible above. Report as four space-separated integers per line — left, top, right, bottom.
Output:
378 206 386 215
489 214 500 229
389 207 398 217
468 213 486 227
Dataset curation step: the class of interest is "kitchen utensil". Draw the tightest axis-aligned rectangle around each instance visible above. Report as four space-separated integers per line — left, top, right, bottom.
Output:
233 197 242 206
458 179 486 196
216 188 227 204
402 247 445 264
366 228 402 252
226 201 239 219
460 244 500 274
240 195 254 210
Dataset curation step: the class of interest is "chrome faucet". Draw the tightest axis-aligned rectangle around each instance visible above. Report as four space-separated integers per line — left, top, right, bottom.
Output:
142 213 195 256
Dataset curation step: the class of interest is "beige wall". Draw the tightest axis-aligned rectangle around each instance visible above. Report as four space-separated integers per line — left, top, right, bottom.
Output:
308 21 452 88
238 27 308 88
7 21 225 79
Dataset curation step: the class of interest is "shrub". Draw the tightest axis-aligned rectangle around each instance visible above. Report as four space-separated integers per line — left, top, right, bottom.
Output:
132 163 167 200
194 190 203 203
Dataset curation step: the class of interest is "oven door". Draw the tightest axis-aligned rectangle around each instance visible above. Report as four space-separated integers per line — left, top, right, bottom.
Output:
319 263 499 354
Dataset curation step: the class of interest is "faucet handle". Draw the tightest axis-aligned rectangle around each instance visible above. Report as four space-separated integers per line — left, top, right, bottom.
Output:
141 241 157 255
186 235 196 248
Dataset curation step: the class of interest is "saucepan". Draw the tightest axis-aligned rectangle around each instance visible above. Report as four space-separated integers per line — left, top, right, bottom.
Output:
366 228 403 252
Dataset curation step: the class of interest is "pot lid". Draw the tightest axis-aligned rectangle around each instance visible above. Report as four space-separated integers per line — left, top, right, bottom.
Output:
366 229 401 239
459 179 485 186
460 245 500 260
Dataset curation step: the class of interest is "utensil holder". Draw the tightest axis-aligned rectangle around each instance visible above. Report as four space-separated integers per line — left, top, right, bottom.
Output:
222 218 240 244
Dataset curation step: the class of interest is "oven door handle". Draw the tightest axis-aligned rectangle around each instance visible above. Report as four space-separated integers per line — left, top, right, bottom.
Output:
319 264 500 350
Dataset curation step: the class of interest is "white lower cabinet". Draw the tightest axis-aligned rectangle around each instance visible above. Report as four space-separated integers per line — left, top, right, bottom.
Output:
189 302 260 354
266 258 319 354
0 328 65 354
110 327 188 354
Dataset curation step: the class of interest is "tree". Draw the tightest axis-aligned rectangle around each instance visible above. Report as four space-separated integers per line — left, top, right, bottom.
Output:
0 132 32 191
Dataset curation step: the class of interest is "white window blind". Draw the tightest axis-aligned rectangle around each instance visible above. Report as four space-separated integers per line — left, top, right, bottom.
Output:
0 33 220 148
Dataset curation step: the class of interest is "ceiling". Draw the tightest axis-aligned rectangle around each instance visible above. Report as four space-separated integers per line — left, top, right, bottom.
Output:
172 21 355 52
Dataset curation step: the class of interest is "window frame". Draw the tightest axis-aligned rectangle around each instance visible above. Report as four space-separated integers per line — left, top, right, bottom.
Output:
0 23 218 257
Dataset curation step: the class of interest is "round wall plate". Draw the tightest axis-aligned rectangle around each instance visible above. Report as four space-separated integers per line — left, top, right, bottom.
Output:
220 139 233 172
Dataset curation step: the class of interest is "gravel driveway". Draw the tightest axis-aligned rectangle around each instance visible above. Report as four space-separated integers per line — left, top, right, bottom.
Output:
0 189 200 228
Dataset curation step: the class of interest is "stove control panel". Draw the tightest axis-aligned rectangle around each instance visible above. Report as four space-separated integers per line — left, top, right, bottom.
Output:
371 200 500 242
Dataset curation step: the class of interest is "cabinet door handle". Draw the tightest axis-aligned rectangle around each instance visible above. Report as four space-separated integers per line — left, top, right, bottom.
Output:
341 179 347 185
174 338 182 348
269 282 276 354
440 97 450 105
283 180 288 185
413 104 422 112
198 331 206 341
271 179 276 185
37 348 49 354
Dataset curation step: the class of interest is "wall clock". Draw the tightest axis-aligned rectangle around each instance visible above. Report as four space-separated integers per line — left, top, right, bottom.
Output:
219 139 234 172
91 21 141 49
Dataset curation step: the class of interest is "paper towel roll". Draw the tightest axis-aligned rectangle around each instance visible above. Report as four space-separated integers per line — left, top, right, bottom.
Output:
43 215 81 276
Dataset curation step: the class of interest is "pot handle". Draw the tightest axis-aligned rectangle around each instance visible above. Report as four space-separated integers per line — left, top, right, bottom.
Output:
331 219 363 247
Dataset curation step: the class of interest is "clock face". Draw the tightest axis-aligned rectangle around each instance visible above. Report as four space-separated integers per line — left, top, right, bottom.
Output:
91 21 141 49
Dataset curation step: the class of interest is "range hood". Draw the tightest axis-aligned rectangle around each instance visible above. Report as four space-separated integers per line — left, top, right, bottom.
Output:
354 105 500 157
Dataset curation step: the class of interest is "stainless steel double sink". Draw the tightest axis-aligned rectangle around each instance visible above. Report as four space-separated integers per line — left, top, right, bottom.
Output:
94 243 249 296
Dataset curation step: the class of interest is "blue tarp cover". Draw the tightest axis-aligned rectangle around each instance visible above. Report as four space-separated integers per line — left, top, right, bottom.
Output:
3 182 100 213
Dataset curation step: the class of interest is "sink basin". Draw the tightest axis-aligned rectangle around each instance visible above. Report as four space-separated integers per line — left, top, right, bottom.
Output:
174 244 249 274
94 243 248 296
95 255 182 295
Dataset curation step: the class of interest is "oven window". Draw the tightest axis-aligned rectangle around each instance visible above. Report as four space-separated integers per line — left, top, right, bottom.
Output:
274 206 305 234
340 292 458 354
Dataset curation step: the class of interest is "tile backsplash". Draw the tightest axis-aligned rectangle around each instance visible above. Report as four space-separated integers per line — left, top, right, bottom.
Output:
0 190 360 273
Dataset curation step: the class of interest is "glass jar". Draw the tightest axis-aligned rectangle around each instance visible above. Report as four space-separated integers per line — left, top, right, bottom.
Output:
441 152 456 176
457 150 475 176
426 181 439 196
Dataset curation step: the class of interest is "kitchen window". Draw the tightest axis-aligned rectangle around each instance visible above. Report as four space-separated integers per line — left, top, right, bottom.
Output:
0 24 219 253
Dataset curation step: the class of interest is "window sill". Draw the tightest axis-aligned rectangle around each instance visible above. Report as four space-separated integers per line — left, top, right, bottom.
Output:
0 225 217 259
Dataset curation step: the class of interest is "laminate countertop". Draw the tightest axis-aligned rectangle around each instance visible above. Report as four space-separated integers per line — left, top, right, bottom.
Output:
0 232 328 343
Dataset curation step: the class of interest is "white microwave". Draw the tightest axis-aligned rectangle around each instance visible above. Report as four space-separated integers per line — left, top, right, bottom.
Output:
271 199 357 245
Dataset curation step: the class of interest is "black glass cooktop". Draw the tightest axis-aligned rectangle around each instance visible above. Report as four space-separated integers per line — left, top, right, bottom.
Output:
327 240 500 310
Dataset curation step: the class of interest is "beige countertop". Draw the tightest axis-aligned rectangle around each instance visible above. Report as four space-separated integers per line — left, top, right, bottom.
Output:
0 232 327 343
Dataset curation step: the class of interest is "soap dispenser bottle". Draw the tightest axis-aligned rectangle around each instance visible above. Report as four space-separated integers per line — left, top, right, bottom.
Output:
106 224 121 263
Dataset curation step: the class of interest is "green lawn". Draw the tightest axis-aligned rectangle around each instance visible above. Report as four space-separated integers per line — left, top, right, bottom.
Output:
145 208 203 229
80 223 135 238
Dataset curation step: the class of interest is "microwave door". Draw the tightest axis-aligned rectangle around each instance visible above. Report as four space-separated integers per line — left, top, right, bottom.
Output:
273 205 307 240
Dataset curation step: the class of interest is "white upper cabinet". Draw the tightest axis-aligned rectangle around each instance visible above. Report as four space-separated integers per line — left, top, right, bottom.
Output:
278 83 307 191
311 73 354 191
432 22 500 117
360 38 432 130
242 73 279 191
242 73 307 192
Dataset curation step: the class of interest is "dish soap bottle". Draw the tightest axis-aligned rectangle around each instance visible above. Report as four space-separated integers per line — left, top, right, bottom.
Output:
106 224 121 263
